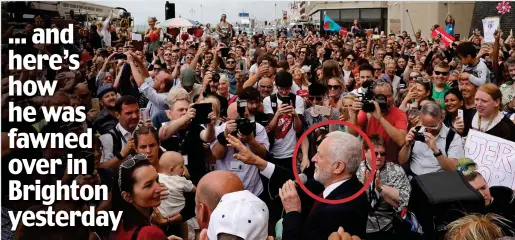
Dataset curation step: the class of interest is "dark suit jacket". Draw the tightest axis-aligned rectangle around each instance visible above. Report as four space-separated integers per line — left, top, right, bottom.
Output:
279 173 369 240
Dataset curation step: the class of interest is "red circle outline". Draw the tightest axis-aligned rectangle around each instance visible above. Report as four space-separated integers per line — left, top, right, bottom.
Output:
292 120 376 204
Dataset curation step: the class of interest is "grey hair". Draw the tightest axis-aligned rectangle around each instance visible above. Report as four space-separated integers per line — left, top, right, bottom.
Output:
373 80 394 96
325 131 362 174
167 86 190 109
421 101 443 120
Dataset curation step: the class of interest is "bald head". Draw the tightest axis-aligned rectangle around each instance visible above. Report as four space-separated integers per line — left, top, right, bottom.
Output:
227 102 249 120
159 151 184 175
197 170 244 210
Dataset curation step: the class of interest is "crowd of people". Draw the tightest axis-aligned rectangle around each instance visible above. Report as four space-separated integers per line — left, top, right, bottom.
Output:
2 9 515 240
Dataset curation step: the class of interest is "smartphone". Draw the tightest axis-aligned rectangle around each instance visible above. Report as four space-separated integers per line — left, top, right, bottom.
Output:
454 34 461 40
366 29 373 37
260 59 269 68
372 35 381 40
91 98 100 112
457 109 464 119
192 103 213 124
65 71 75 78
409 108 420 118
270 42 278 48
409 55 416 62
221 48 230 58
140 108 150 121
314 105 331 116
280 96 291 106
114 53 127 60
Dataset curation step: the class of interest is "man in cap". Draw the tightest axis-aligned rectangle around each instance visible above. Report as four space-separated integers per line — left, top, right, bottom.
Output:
180 68 203 103
200 190 271 240
92 85 119 134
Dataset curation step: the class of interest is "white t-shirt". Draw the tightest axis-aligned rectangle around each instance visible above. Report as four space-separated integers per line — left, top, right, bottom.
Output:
210 123 269 196
263 94 305 159
343 70 352 85
157 174 195 218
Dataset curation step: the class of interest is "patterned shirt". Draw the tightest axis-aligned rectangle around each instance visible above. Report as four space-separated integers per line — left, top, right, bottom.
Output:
500 82 515 106
356 161 411 233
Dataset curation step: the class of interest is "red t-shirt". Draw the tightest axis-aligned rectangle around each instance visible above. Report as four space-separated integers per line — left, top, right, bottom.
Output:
110 224 167 240
357 106 407 145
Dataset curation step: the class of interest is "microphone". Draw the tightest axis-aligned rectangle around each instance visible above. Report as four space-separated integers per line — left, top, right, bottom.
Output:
295 173 308 186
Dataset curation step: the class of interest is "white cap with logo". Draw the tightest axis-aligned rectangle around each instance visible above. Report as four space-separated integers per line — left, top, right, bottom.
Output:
207 190 269 240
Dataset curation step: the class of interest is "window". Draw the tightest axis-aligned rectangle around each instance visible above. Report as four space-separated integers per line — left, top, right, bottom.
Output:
360 9 381 20
340 9 359 20
325 9 339 21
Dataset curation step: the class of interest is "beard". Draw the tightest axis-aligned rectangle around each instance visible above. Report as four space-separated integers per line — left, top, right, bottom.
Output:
314 166 331 185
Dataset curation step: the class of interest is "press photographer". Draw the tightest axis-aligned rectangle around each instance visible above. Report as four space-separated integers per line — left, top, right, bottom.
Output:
210 101 269 197
349 77 407 162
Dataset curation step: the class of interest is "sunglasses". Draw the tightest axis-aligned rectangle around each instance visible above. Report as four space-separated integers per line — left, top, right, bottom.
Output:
374 68 382 71
260 85 273 89
308 96 323 101
422 122 440 130
410 75 421 79
346 58 355 62
118 154 148 191
375 151 387 157
164 53 172 56
327 85 342 90
186 56 194 59
172 49 180 52
434 71 449 76
226 61 235 64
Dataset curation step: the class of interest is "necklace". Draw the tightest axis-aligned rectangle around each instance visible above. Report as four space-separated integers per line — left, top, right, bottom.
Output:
477 115 494 132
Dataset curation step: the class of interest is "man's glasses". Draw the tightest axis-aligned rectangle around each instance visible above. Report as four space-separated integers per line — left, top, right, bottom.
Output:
118 154 148 191
327 85 342 90
260 85 273 89
434 71 449 76
422 122 440 130
308 96 323 101
375 151 387 157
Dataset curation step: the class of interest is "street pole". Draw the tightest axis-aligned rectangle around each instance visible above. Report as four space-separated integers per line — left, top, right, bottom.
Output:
275 3 277 24
201 4 203 23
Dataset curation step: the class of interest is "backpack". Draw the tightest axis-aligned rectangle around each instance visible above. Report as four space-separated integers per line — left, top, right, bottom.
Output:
407 126 456 176
269 92 297 113
107 128 127 157
131 226 143 240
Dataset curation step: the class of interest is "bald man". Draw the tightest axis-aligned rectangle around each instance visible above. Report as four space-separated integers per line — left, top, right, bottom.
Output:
195 170 244 229
210 102 269 197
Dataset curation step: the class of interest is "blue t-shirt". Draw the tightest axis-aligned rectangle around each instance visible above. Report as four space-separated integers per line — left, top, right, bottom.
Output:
446 22 455 35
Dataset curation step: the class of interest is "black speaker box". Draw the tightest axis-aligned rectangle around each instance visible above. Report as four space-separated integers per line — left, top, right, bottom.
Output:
165 1 175 20
408 171 486 239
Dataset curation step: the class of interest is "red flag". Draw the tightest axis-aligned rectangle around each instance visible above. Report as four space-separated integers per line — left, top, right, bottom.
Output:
339 27 348 37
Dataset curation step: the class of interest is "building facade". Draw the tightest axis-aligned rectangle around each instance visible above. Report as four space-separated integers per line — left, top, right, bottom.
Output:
303 1 476 41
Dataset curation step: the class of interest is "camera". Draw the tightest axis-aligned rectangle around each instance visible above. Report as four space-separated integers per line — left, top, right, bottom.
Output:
360 79 389 113
234 100 255 136
414 127 426 142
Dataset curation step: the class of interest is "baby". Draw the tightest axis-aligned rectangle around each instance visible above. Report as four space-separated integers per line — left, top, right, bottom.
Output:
158 151 196 238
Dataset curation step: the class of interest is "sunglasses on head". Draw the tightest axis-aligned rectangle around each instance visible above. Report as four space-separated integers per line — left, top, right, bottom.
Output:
308 96 323 101
118 154 148 191
434 71 449 76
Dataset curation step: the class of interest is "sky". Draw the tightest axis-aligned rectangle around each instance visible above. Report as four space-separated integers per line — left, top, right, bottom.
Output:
102 0 291 26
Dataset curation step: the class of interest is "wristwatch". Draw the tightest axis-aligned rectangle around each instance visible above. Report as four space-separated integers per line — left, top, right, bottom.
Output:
433 149 443 157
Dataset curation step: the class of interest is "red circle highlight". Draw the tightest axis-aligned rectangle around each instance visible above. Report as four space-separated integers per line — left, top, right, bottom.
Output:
292 120 376 204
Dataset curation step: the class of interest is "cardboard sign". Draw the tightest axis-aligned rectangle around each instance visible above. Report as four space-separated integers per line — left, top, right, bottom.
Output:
482 17 500 43
464 130 515 189
431 27 455 46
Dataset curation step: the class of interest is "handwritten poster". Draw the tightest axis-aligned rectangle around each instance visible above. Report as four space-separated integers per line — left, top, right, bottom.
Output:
464 130 515 189
482 17 500 43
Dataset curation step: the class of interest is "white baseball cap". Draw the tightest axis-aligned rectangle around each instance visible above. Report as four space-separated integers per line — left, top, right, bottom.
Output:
207 190 269 240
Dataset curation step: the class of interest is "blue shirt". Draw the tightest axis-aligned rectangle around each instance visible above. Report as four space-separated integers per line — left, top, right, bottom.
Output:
446 22 455 35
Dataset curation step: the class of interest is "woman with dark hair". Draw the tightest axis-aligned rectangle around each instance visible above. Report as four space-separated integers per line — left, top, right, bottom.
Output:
444 88 474 137
110 154 168 239
320 60 342 86
399 77 432 112
133 126 197 237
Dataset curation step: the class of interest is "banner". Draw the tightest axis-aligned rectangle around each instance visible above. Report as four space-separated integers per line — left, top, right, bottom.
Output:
431 27 455 46
339 28 348 38
323 15 341 32
482 17 500 43
464 130 515 189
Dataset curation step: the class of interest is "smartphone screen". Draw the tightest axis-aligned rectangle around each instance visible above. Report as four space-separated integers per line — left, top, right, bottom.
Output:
91 98 100 112
192 103 213 124
457 109 464 119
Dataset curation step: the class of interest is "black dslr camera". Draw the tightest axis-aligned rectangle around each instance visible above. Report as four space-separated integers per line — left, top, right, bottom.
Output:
234 100 256 136
360 79 389 113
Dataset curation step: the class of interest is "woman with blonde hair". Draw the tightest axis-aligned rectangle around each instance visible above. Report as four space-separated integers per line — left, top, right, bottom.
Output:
326 77 345 108
145 17 161 62
337 94 356 133
291 67 310 99
471 83 515 141
445 214 506 240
